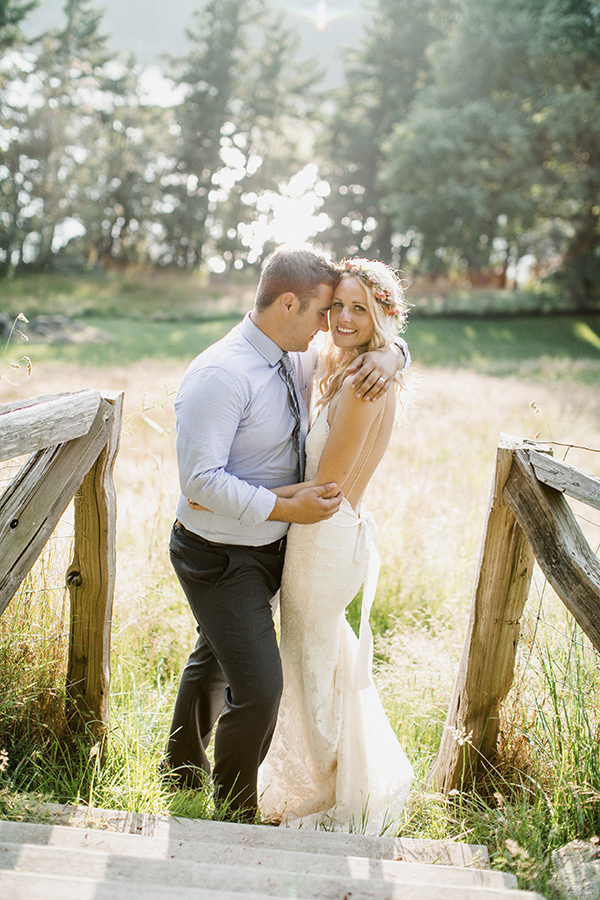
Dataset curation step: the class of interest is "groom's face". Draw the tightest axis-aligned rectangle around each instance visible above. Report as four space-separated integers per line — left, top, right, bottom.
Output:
287 283 333 351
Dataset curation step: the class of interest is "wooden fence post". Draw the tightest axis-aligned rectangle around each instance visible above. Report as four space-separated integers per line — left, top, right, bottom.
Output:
428 435 539 792
0 389 124 739
66 391 123 737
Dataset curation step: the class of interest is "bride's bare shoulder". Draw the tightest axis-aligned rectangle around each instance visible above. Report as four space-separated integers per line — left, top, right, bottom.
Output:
328 375 387 425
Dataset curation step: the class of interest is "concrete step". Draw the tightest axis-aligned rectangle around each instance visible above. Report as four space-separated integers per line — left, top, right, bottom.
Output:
0 827 517 889
0 804 547 900
26 802 490 867
0 822 501 885
1 871 291 900
0 868 546 900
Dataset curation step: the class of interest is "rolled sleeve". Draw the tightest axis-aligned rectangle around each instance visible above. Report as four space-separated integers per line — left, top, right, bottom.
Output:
242 484 277 525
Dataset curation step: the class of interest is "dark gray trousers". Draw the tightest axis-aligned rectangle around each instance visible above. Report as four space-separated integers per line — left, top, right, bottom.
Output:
167 521 285 814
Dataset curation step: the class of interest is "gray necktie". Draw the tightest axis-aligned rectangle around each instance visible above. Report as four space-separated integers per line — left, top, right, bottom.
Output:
278 352 308 481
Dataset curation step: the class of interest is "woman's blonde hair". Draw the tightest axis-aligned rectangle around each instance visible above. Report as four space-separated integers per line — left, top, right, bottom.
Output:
316 258 409 408
317 257 408 406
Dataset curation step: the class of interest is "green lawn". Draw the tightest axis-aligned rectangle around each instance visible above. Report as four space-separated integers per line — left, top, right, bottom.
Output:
3 271 600 379
15 312 600 384
407 313 600 381
17 316 243 367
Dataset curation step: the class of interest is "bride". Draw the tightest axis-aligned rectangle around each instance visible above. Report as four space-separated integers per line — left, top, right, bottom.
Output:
258 258 414 833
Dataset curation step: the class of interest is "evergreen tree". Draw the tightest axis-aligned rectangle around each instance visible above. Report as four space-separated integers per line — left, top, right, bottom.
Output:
382 0 600 303
71 58 171 267
318 0 456 263
159 0 246 268
160 0 323 270
0 0 37 52
0 0 115 273
0 1 38 273
216 6 324 267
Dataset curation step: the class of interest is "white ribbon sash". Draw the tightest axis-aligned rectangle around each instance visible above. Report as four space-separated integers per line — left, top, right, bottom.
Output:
353 510 380 691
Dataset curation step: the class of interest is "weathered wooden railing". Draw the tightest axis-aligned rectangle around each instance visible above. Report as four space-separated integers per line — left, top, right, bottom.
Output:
430 433 600 791
0 389 123 739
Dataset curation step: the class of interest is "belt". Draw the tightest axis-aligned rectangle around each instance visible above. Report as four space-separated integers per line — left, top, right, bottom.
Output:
174 520 286 555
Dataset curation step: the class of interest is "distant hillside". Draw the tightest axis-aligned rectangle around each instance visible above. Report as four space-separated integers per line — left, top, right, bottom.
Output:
25 1 367 85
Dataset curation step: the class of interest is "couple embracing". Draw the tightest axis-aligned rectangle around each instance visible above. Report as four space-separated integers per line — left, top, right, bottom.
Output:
166 247 414 832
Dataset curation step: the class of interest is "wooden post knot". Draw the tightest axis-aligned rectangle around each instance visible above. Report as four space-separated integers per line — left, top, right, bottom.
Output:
494 618 521 625
9 519 18 529
66 570 83 587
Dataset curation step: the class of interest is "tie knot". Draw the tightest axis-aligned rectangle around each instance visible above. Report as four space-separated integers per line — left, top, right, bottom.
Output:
279 352 293 374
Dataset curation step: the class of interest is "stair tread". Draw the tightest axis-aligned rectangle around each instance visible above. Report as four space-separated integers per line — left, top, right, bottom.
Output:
0 803 547 899
0 835 517 888
0 869 547 900
21 801 490 867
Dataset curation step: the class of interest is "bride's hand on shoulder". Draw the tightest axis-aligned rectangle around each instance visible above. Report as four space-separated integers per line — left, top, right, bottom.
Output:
346 344 402 400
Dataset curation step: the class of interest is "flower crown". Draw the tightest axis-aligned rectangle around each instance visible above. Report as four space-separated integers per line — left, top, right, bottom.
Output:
340 259 402 317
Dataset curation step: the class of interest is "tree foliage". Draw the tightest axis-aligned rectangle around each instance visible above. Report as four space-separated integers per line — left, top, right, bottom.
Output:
159 0 322 269
0 0 116 273
381 0 600 303
0 0 598 305
318 0 457 263
0 0 37 52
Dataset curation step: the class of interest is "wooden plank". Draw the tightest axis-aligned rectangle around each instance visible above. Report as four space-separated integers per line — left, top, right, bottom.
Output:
67 391 123 735
0 391 101 462
505 449 600 653
528 449 600 513
0 399 113 615
0 392 72 416
428 435 540 792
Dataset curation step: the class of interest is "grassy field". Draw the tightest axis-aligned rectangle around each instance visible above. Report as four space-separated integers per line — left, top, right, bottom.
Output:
3 269 600 378
1 278 600 894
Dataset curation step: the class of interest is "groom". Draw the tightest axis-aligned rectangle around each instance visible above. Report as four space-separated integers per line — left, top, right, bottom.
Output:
166 247 406 818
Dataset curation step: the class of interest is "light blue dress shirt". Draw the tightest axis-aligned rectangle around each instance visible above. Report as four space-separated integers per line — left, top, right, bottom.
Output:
174 314 316 546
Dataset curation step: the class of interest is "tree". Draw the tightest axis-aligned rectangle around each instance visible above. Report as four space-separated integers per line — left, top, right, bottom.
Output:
157 0 248 269
159 0 323 270
0 1 38 273
215 7 325 267
0 0 115 273
381 99 538 279
382 0 600 303
530 0 600 306
70 58 172 267
0 0 37 53
317 0 457 263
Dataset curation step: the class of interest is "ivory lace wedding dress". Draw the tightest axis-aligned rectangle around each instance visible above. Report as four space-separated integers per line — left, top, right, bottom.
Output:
258 407 413 833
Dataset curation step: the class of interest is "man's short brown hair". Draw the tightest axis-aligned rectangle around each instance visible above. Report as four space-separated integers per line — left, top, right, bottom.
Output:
254 248 340 312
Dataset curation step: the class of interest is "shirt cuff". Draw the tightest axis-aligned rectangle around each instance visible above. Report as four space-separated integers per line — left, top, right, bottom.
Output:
394 336 411 371
239 484 278 526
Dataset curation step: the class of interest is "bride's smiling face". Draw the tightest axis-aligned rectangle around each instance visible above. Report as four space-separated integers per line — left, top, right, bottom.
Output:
329 277 375 351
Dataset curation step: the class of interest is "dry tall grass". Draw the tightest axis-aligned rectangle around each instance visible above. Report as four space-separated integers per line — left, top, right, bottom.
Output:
3 356 599 728
2 353 600 879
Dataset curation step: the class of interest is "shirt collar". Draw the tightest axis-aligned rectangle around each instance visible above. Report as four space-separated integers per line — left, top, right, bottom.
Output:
239 312 285 367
